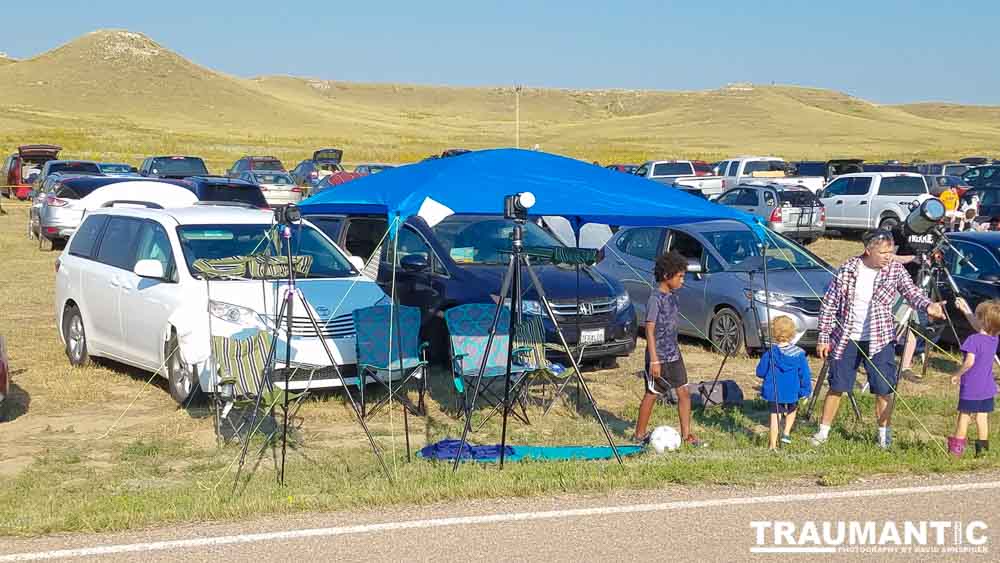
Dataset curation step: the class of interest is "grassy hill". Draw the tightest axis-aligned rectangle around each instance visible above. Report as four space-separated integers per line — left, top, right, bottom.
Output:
0 29 998 171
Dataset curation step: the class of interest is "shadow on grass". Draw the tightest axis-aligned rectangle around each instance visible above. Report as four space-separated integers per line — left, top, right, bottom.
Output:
1 382 30 422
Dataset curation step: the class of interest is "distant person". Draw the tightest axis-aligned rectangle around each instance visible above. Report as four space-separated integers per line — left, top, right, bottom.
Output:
813 230 945 449
755 316 812 450
940 186 960 230
948 298 1000 457
633 251 704 448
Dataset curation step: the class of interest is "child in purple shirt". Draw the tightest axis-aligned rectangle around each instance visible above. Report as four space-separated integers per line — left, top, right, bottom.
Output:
950 299 1000 457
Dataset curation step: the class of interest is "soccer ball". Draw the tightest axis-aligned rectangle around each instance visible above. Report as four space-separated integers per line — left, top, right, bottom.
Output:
649 425 682 454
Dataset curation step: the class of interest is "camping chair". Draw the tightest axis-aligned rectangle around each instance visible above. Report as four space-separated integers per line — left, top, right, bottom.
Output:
211 331 310 444
511 315 579 409
352 304 429 419
445 303 532 425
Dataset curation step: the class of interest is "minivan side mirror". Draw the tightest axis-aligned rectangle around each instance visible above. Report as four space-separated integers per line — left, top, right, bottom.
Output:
400 254 430 273
686 259 703 274
134 259 165 280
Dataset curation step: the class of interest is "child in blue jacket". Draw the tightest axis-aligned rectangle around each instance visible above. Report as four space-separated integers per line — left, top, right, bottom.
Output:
756 316 813 450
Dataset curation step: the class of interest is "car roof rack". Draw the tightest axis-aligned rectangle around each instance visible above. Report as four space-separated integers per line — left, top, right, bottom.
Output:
100 200 165 209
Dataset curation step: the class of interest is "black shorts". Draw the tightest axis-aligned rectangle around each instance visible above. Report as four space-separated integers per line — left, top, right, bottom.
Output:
645 357 688 394
769 402 798 415
959 398 995 413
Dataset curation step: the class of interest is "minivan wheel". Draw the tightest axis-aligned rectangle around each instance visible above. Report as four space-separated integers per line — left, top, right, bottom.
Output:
709 308 745 355
63 306 90 366
878 216 900 231
166 334 200 405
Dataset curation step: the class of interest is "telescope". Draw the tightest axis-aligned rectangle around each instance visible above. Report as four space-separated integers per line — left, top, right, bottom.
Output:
904 197 946 235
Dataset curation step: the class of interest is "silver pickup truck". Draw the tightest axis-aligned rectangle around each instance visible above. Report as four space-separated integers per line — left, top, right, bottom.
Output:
818 172 931 231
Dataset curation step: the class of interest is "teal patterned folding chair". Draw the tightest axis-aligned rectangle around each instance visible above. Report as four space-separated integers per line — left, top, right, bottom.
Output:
352 304 429 420
445 303 532 424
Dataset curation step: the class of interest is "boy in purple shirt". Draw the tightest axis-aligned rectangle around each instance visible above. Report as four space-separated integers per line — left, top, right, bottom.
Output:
950 299 1000 457
632 251 703 447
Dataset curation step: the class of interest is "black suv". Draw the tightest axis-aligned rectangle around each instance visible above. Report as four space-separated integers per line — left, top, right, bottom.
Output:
181 176 268 208
139 156 209 179
227 156 285 178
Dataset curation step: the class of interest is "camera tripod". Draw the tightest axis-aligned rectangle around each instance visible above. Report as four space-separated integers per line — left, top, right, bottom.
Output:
452 216 622 470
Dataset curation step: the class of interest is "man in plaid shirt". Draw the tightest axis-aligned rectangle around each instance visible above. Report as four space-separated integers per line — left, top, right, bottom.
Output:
812 230 945 449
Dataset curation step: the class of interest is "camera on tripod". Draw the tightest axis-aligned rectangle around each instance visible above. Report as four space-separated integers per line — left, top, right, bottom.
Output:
273 203 302 224
503 192 535 222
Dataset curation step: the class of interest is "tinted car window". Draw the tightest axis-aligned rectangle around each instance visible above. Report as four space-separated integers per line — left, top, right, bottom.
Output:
948 241 1000 280
822 178 848 197
99 164 133 174
343 217 389 261
735 189 759 206
306 216 344 245
845 177 872 196
252 173 293 185
48 161 101 175
877 176 926 196
794 162 826 177
250 159 284 171
717 190 741 205
69 215 109 258
944 164 968 176
726 162 738 176
615 227 662 261
432 216 565 265
779 190 820 206
135 221 175 279
652 162 694 176
199 184 267 207
96 217 143 270
150 157 208 177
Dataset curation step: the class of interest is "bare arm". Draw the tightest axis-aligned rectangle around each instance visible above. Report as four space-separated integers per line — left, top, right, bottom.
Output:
951 352 976 385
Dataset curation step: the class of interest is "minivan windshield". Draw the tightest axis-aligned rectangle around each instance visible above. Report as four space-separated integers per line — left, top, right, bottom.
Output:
706 230 827 271
177 224 355 279
432 215 564 265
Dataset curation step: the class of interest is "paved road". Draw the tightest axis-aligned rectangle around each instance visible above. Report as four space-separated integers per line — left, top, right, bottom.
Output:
3 473 998 562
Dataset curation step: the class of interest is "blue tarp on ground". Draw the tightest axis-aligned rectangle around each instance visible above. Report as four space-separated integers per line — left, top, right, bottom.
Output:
298 148 764 236
417 439 644 462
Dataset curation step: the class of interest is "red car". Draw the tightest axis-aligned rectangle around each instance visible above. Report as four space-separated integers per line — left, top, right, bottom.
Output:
2 144 62 200
605 163 639 174
691 160 714 176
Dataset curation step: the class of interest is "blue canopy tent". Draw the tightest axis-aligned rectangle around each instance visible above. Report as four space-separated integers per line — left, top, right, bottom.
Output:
297 148 766 468
298 148 764 236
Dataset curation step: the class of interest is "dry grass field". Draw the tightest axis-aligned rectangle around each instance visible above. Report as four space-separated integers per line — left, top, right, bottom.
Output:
1 201 997 536
2 28 1000 538
0 30 999 171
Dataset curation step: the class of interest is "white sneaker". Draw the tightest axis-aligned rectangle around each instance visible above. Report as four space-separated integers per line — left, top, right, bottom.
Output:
810 432 828 446
877 428 893 450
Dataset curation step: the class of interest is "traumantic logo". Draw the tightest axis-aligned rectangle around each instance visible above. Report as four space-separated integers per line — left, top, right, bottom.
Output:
750 520 989 554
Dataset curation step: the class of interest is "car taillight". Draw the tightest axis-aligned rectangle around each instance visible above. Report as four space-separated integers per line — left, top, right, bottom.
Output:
46 195 69 207
819 206 826 222
259 186 269 191
769 207 782 223
291 187 301 193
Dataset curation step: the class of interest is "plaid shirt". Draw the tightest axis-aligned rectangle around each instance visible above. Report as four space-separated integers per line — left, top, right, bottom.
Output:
817 257 931 360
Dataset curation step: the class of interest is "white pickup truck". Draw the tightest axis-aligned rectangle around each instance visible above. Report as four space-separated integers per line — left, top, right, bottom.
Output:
634 160 725 197
818 172 932 231
716 156 826 193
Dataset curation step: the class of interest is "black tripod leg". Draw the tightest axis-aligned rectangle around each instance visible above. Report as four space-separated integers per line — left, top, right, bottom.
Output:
452 254 516 472
524 260 623 465
847 391 863 423
804 360 829 422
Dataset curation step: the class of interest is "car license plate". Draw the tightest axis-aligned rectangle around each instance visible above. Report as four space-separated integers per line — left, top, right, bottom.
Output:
580 328 605 345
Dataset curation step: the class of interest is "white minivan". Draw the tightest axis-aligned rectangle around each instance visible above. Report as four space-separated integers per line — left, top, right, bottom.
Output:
55 205 389 404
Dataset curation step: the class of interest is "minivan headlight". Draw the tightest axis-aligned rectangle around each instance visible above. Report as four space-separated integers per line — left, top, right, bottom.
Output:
209 301 262 326
616 291 631 311
743 289 795 307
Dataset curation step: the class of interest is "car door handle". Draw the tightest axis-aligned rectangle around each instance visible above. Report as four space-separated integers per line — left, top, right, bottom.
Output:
859 201 867 205
109 277 121 288
835 200 843 204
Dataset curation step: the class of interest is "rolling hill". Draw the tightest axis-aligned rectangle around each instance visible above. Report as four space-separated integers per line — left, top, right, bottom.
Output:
0 29 997 169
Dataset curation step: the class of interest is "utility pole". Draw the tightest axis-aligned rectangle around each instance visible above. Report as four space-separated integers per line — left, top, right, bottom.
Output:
515 84 523 149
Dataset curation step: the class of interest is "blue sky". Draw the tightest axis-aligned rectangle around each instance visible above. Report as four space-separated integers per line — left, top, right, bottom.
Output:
5 1 998 104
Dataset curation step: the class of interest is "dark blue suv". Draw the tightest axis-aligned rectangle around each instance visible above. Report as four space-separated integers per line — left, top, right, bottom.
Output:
306 212 637 363
181 176 268 208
